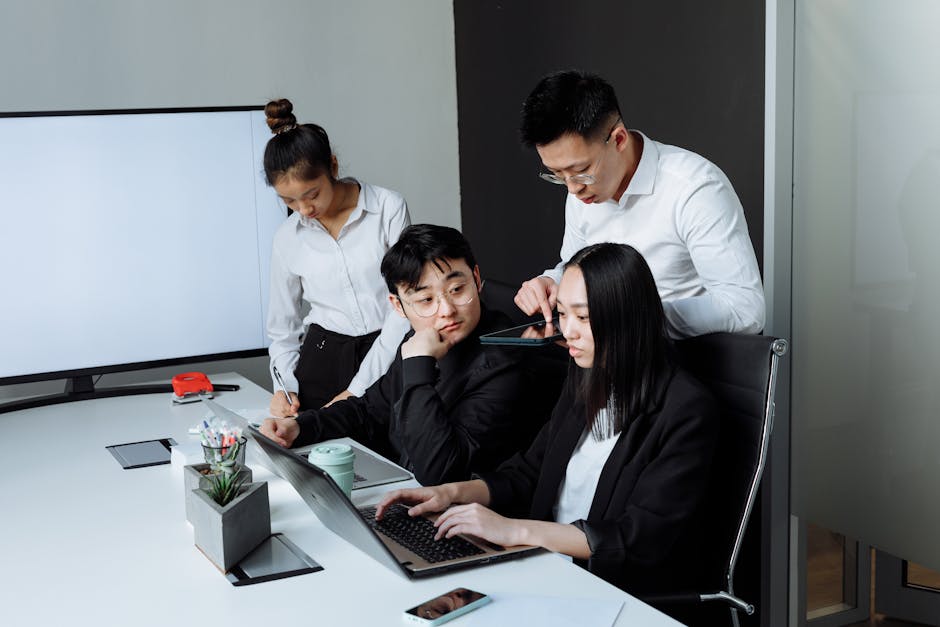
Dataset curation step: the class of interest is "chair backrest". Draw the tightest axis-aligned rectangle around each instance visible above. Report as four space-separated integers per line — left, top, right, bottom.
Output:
480 278 531 326
673 333 788 592
480 277 570 445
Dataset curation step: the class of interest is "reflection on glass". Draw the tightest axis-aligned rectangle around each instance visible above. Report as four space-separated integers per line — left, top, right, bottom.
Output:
793 0 940 576
807 523 858 618
520 319 559 341
405 588 485 619
479 317 563 345
905 562 940 592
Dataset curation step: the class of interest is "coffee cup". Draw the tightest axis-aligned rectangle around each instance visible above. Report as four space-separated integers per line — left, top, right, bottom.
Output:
308 443 356 497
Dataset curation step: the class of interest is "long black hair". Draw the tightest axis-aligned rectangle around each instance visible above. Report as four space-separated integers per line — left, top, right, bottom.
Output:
262 98 334 186
564 243 670 438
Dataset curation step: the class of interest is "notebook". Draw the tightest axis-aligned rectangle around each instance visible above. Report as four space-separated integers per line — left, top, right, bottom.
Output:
245 424 541 578
200 398 412 489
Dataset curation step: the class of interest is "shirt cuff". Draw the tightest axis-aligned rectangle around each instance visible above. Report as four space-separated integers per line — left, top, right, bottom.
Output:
473 471 521 516
400 355 437 387
293 410 320 448
540 268 562 286
345 381 366 397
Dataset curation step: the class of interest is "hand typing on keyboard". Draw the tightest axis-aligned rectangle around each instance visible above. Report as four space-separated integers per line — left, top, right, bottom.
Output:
360 504 484 563
374 484 464 521
374 480 545 551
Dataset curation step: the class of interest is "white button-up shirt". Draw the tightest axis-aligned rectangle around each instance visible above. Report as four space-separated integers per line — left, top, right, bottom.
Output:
542 132 765 338
267 179 411 396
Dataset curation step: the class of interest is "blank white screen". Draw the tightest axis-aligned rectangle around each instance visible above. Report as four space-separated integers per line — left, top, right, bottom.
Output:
0 109 282 379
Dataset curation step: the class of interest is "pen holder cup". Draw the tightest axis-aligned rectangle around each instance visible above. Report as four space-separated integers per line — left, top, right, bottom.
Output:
202 436 247 472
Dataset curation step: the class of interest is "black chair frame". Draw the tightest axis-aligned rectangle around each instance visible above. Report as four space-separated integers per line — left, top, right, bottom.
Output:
646 333 789 626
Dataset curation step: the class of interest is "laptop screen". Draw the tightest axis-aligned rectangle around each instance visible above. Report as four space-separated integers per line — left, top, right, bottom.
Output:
247 426 408 576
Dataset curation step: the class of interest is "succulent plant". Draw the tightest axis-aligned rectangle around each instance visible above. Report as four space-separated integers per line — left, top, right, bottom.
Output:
205 468 247 507
205 438 242 473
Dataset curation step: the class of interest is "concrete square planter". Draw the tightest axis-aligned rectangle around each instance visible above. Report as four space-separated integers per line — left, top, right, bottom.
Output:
183 463 253 524
191 481 271 573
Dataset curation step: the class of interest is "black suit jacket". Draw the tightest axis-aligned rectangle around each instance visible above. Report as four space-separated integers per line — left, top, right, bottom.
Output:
479 367 719 595
293 307 545 485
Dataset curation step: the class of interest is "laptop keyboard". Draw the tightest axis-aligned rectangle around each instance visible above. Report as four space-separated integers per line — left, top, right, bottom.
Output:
360 504 485 564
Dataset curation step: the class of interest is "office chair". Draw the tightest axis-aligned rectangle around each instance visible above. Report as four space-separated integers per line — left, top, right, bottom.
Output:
644 332 789 627
480 278 530 325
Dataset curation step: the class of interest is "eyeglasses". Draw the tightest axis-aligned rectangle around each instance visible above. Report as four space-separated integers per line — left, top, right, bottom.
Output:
538 116 623 186
400 281 481 318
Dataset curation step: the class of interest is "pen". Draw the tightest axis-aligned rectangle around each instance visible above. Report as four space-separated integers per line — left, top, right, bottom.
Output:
272 366 297 416
202 420 219 447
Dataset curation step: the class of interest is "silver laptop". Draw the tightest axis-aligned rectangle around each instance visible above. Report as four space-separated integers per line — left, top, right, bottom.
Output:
201 398 412 489
293 441 411 489
245 424 541 578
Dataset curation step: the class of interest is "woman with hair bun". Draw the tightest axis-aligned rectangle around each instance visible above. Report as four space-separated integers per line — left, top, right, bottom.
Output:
263 98 411 416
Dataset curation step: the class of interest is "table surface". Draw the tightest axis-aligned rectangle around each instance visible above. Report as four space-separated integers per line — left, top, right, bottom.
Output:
0 373 680 626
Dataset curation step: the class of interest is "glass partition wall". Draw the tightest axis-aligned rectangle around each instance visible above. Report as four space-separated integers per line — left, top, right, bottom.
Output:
791 0 940 624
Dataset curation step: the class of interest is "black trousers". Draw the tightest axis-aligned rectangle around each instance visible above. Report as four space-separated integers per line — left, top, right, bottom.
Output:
293 323 380 410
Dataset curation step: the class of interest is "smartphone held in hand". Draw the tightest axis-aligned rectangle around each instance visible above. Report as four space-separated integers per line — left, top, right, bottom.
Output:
403 587 490 625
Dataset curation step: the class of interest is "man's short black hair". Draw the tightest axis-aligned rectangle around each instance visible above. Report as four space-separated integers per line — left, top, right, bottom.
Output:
380 224 477 294
520 70 622 147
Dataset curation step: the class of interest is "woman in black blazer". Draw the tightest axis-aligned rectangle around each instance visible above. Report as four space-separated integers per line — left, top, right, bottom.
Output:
376 243 719 603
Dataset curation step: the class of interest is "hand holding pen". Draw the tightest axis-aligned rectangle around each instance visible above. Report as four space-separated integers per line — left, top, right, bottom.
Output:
271 366 300 418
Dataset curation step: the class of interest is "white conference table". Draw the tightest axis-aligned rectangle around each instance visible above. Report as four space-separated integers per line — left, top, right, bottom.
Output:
0 373 680 626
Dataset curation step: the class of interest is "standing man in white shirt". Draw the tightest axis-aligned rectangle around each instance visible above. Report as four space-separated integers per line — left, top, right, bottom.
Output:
514 70 765 337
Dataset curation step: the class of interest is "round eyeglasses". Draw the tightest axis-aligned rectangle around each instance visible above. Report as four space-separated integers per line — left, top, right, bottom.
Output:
539 171 597 186
401 281 481 318
538 116 622 186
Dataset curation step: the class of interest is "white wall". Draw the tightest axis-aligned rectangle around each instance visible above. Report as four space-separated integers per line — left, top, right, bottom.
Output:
0 0 459 399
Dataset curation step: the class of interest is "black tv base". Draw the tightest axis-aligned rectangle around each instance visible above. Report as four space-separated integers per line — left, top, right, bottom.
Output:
0 375 173 415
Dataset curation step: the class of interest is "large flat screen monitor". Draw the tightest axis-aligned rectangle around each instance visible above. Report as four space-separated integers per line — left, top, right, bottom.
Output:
0 106 283 412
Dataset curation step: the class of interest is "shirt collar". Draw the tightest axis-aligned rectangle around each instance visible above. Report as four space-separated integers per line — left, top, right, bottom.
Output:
617 131 657 204
351 179 379 215
295 178 372 232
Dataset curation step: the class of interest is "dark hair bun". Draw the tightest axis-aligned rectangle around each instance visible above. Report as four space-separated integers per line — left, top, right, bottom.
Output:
265 99 298 135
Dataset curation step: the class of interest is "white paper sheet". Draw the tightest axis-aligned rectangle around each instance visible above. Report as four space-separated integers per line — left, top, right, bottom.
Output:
462 595 624 627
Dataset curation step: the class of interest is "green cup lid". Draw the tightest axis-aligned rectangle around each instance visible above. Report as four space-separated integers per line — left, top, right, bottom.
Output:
308 443 355 465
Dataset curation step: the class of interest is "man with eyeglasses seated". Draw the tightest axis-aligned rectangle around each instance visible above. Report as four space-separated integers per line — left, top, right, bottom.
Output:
261 224 543 485
514 70 765 338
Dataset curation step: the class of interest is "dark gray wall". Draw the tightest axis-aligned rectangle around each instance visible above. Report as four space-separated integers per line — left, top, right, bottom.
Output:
454 2 765 623
455 0 765 286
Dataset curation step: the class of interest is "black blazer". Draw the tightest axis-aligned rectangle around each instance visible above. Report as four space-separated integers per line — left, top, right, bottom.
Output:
293 307 546 485
479 367 719 595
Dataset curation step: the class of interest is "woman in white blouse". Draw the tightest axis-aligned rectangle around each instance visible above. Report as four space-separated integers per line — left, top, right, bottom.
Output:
263 98 411 416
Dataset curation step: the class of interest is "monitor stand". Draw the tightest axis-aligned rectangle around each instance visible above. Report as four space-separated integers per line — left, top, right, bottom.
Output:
0 375 171 415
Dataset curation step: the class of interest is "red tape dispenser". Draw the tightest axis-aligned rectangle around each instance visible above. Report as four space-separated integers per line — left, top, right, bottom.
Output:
171 372 214 404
